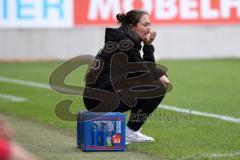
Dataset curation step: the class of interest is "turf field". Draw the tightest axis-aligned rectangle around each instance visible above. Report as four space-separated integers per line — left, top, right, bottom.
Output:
0 59 240 160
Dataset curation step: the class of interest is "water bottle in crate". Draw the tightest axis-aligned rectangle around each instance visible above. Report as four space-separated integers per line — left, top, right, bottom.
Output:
77 112 126 151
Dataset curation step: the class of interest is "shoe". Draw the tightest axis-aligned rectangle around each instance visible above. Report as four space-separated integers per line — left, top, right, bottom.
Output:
125 126 155 144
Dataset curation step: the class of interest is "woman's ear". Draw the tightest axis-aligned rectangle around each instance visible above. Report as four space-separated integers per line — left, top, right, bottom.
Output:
130 24 135 32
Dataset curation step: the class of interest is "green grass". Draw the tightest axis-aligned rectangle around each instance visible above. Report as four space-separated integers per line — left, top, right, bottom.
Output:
0 59 240 160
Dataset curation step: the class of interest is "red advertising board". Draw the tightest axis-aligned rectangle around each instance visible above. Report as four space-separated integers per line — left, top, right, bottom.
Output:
74 0 240 26
1 0 240 28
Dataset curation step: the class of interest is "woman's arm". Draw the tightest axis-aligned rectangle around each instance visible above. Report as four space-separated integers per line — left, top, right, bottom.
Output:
143 44 155 62
142 31 171 88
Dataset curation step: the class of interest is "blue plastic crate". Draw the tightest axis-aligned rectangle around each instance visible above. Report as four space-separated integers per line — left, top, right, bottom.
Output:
77 112 126 151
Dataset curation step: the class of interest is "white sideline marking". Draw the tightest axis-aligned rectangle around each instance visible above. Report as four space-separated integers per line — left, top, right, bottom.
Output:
0 93 27 102
178 152 240 160
1 76 240 123
204 152 240 158
158 105 240 123
0 76 50 89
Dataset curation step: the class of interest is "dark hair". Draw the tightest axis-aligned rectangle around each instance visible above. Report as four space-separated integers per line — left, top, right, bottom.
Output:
116 10 148 26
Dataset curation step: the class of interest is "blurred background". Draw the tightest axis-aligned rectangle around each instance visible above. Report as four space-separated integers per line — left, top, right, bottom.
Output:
1 0 240 60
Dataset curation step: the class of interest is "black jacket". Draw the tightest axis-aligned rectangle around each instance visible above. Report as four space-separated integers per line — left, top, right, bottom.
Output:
84 25 166 93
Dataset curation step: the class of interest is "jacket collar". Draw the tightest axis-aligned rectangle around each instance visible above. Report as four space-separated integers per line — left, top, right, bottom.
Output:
105 25 142 50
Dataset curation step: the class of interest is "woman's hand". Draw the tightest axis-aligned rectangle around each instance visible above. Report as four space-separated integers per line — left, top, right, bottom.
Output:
159 75 171 89
144 29 156 45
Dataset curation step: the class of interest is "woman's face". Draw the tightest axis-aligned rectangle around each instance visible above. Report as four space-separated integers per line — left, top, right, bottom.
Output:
132 14 151 41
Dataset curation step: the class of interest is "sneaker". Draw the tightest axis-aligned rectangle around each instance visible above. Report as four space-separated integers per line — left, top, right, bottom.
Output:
125 126 155 144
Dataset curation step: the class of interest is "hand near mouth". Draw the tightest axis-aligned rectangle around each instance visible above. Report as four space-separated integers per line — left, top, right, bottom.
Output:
144 30 156 45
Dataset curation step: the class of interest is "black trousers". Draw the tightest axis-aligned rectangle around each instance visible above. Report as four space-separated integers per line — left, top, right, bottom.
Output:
83 95 164 131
